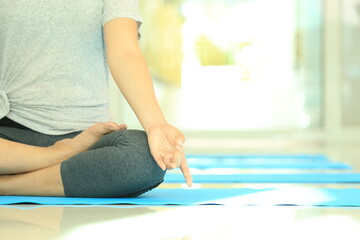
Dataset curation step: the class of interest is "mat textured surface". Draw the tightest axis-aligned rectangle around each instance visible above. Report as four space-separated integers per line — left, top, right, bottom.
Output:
0 188 359 207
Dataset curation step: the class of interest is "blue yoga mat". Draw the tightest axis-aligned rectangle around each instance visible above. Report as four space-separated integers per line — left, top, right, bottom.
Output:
0 188 359 207
164 173 360 184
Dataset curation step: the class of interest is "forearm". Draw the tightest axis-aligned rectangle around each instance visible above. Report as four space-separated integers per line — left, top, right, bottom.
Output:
108 51 167 132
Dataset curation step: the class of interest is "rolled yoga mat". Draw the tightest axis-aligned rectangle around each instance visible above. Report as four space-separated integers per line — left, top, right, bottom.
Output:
0 188 359 207
164 173 360 184
187 161 351 170
186 154 330 162
186 154 352 169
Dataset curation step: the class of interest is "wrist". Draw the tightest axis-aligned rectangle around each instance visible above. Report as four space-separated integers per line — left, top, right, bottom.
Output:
144 120 168 134
144 121 168 133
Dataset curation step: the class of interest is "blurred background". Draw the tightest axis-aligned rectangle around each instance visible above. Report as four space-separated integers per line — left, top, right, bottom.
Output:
109 0 360 151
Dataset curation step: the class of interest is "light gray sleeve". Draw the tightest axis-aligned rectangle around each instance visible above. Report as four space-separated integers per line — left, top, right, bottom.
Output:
102 0 142 37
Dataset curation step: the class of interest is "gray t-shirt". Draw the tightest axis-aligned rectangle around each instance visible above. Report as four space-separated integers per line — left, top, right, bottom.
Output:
0 0 142 135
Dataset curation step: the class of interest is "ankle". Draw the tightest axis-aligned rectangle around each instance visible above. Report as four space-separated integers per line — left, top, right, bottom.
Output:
49 139 77 163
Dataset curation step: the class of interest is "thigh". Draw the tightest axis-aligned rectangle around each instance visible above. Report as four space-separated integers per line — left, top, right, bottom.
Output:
60 130 165 197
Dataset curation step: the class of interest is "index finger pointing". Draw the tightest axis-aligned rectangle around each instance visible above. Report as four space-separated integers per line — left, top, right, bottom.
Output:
180 151 193 187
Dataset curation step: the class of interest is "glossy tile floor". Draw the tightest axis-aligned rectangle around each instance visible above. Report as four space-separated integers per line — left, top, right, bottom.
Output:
1 141 360 240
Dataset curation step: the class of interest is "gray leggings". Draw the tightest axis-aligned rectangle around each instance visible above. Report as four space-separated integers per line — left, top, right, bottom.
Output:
0 126 165 198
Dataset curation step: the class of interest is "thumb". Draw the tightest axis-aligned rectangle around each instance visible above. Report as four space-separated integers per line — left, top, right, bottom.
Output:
151 152 167 171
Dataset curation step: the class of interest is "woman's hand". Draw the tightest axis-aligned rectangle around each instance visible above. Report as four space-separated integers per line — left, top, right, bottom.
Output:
147 123 192 187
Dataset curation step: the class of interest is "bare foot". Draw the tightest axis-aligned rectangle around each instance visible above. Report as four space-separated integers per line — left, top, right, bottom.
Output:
52 121 127 159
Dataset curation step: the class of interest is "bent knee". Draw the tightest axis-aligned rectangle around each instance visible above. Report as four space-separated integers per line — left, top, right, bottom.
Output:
106 129 149 148
106 129 164 178
126 149 166 195
61 129 166 197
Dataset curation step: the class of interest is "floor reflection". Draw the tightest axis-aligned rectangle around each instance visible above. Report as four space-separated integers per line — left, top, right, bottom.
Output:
0 206 63 239
1 205 360 240
0 205 157 240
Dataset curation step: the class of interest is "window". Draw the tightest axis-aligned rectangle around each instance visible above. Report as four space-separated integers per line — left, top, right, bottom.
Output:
119 0 324 131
